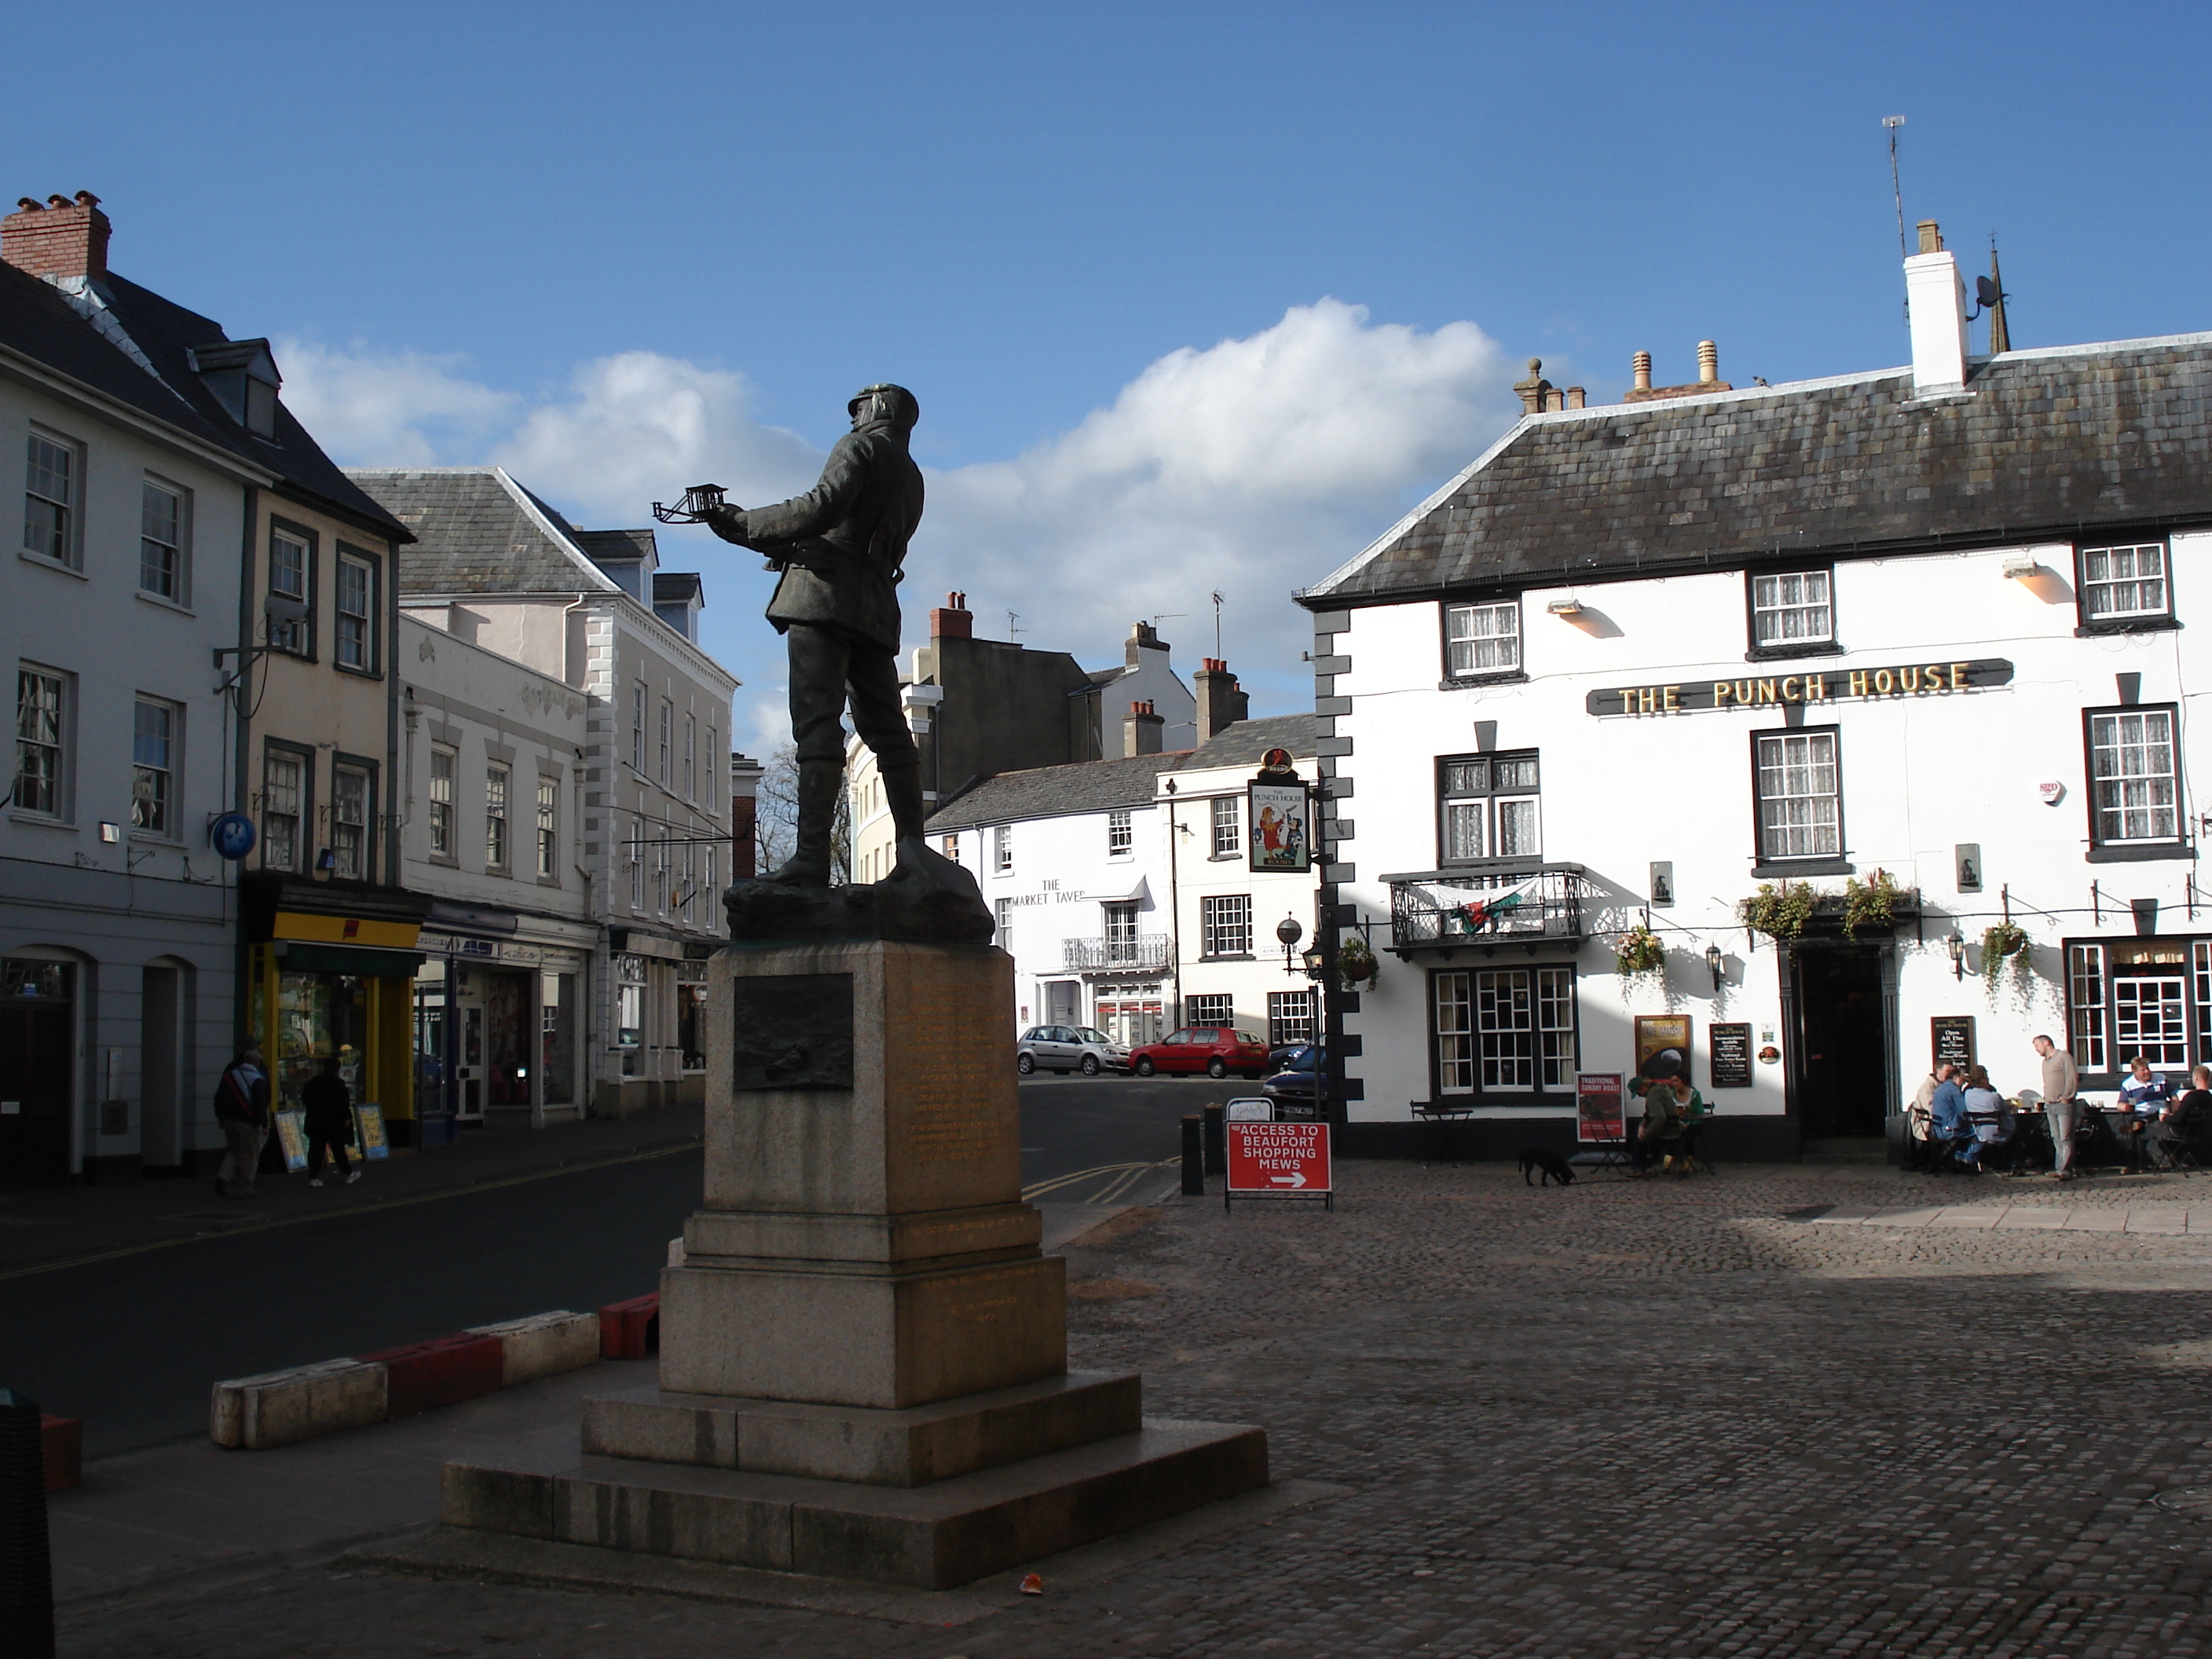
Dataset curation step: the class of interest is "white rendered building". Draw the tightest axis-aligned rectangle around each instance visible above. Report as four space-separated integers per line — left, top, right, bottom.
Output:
927 713 1320 1047
1298 224 2212 1156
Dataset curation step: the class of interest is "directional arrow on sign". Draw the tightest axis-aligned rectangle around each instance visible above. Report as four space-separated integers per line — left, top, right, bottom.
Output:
1270 1173 1307 1188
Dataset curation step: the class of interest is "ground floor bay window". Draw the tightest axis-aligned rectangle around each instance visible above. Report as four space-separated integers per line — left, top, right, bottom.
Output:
2064 938 2212 1084
1432 965 1577 1098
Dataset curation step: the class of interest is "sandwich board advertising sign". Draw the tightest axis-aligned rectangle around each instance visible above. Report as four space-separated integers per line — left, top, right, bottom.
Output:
1225 1120 1332 1211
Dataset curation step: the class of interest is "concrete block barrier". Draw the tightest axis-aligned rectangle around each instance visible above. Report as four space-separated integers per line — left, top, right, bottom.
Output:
597 1294 660 1361
362 1334 507 1419
210 1358 388 1450
210 1298 650 1449
466 1311 601 1387
42 1414 80 1491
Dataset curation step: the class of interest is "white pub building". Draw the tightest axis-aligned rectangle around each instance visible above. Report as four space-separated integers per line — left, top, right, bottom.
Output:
1301 222 2212 1158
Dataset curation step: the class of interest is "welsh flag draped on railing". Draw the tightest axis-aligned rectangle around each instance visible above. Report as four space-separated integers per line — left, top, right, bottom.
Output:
1462 876 1541 931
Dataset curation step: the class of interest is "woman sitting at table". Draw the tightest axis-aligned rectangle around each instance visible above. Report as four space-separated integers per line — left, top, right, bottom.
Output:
1961 1065 2015 1172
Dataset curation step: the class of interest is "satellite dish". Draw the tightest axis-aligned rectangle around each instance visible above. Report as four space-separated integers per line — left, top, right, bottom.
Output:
1967 274 2006 320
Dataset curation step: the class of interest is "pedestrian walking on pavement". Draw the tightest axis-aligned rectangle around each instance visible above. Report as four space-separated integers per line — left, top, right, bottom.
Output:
213 1046 271 1197
301 1056 360 1188
2032 1035 2081 1181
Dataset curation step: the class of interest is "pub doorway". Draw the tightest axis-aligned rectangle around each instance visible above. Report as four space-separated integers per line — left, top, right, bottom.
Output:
1785 941 1896 1141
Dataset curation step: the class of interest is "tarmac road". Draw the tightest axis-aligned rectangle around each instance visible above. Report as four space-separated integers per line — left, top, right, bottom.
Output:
8 1075 1242 1456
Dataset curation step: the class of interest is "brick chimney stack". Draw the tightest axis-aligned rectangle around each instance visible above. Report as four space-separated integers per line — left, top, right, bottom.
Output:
2 192 109 281
1194 657 1247 742
1123 700 1164 758
929 590 972 639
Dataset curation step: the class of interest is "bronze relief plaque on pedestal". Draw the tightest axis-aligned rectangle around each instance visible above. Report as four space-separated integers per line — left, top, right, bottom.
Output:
730 972 853 1090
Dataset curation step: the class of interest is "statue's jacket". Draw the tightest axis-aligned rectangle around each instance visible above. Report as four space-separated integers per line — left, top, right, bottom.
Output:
731 420 924 654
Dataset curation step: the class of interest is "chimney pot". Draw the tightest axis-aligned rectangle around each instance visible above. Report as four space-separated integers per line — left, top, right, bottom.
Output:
16 199 38 213
1697 341 1719 384
45 195 69 210
1917 219 1943 255
1632 350 1652 390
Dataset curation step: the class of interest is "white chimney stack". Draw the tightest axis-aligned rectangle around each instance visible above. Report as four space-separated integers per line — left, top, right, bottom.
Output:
1904 218 1968 393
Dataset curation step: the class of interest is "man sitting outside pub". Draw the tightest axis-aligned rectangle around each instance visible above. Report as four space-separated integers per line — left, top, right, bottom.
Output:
2109 1054 2173 1173
1928 1065 1976 1171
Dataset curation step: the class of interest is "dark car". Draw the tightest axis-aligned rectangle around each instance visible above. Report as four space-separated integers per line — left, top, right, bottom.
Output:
1260 1044 1329 1120
1127 1026 1271 1079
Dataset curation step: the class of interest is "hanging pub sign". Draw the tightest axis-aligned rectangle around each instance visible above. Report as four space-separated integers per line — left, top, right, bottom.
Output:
1247 748 1310 873
1588 658 2013 717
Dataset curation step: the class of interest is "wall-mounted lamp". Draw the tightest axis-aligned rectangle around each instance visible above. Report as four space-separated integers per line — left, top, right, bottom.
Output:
1946 932 1965 979
1301 942 1328 980
1275 914 1305 976
2001 554 2039 580
1704 942 1724 991
1544 598 1584 617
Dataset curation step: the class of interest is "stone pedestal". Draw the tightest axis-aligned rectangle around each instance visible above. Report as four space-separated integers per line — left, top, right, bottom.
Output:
442 936 1265 1590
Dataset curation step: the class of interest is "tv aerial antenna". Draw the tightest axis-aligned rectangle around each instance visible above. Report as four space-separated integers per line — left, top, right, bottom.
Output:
1883 115 1907 262
1211 591 1224 658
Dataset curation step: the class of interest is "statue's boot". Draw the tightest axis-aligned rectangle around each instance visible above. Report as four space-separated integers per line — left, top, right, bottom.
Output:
764 759 840 886
884 761 932 875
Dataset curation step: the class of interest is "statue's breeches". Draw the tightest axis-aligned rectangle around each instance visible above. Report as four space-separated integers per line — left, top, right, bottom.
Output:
787 624 919 770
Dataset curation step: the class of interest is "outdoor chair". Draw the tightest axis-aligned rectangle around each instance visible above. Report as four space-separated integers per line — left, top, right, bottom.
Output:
1408 1100 1474 1168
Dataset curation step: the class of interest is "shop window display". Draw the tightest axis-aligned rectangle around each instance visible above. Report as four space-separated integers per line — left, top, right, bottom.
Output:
274 971 366 1108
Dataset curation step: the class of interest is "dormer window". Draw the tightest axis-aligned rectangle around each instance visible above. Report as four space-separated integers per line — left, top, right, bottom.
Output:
189 339 282 440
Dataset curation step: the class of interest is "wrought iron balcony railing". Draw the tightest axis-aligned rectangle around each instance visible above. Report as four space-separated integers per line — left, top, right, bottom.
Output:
1062 933 1175 972
1384 862 1591 950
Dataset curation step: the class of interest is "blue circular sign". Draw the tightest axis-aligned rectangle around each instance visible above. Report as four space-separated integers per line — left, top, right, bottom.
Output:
209 812 257 860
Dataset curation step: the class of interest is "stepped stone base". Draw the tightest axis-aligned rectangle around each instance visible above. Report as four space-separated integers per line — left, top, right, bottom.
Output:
581 1371 1141 1487
443 1418 1267 1590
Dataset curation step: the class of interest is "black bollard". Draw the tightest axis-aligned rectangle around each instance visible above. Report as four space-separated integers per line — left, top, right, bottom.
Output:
1181 1115 1205 1196
1201 1101 1225 1177
0 1388 54 1659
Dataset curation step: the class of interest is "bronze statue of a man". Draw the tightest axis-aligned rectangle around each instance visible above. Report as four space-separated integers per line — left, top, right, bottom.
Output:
701 384 927 886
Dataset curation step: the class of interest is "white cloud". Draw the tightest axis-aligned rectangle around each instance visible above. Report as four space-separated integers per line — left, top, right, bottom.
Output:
280 299 1518 715
276 340 518 467
914 299 1514 706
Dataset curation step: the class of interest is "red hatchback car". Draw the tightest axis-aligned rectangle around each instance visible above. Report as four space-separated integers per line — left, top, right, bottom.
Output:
1128 1026 1271 1079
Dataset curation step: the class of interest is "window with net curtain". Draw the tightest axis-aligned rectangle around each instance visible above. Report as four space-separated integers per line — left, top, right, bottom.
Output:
1439 753 1540 862
2089 708 2180 842
1750 570 1833 646
2078 543 2170 623
1444 601 1519 676
1754 731 1840 860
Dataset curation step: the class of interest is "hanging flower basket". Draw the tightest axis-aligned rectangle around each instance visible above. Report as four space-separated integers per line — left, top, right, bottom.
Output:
1337 934 1379 991
1980 922 2029 972
1614 925 1665 980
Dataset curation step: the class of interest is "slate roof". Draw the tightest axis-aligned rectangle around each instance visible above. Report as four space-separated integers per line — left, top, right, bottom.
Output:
652 572 702 603
578 528 657 566
925 713 1317 832
927 751 1189 833
1176 712 1315 772
1309 335 2212 605
346 468 623 595
0 258 410 540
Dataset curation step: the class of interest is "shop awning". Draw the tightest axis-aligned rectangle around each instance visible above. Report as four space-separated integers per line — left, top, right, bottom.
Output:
275 942 423 979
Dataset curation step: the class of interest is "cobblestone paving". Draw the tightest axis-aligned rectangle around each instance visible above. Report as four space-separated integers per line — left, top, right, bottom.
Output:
60 1161 2212 1657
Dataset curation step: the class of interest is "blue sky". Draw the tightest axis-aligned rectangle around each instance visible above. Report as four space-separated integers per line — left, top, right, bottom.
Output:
9 2 2209 745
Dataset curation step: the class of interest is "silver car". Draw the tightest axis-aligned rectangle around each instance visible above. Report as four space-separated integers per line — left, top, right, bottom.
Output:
1016 1025 1130 1076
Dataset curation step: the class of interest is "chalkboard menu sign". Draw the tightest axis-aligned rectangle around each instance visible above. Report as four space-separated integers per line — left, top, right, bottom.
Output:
1932 1016 1976 1071
1710 1023 1752 1090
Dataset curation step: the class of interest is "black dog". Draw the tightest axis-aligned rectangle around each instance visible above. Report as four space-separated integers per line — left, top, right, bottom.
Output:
1520 1147 1575 1187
